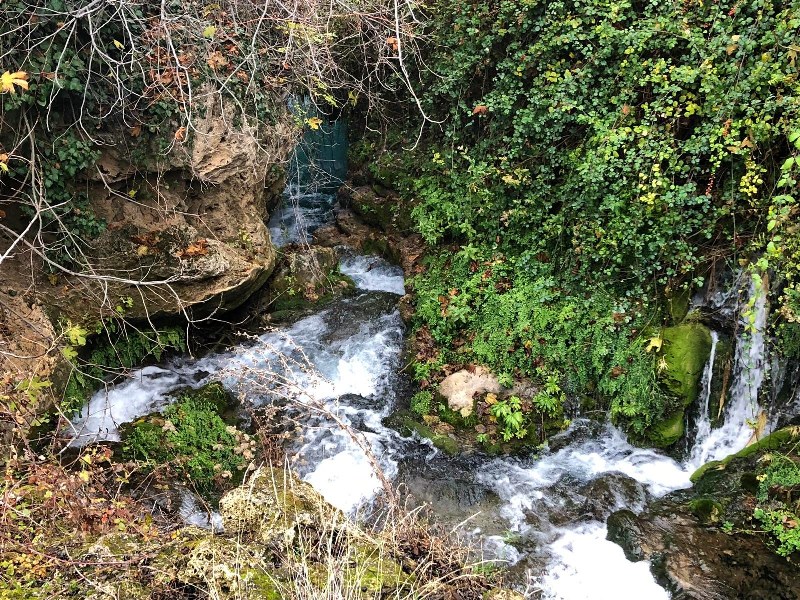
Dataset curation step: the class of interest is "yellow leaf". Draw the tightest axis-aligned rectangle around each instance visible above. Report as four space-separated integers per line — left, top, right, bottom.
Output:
0 70 29 94
137 245 149 256
485 392 498 405
113 39 124 50
646 336 663 353
348 90 358 107
78 470 90 483
203 25 217 39
306 117 323 130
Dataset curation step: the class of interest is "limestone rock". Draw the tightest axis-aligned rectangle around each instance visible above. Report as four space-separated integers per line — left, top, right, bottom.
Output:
38 87 294 322
218 466 342 547
439 366 502 417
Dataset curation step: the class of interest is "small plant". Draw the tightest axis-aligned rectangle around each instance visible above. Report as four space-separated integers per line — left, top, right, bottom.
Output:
122 383 254 502
753 454 800 557
532 372 565 417
721 521 734 534
488 394 527 442
410 390 433 416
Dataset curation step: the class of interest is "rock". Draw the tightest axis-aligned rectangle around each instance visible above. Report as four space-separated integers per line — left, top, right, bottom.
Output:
439 366 502 418
218 466 341 547
646 322 713 447
575 472 649 521
607 426 800 599
34 88 293 323
256 245 351 320
660 323 713 404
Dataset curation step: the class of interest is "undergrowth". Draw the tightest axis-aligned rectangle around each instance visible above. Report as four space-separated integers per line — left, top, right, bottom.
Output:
121 383 253 502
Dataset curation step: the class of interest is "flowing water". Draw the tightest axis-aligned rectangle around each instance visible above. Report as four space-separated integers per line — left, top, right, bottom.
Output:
67 189 776 599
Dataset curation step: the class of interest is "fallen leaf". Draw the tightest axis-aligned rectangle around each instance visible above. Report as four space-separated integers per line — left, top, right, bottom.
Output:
207 51 228 70
129 124 142 137
472 104 489 115
306 116 323 130
174 126 187 142
202 25 217 39
646 336 663 352
177 239 209 258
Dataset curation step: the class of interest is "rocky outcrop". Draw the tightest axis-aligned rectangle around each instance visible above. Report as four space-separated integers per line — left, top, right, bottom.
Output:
41 91 295 322
607 427 800 599
255 245 353 321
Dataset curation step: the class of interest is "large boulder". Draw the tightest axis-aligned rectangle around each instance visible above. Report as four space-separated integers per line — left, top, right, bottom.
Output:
38 90 294 322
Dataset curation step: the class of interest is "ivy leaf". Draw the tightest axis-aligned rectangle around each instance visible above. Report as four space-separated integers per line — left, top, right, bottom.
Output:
61 346 79 361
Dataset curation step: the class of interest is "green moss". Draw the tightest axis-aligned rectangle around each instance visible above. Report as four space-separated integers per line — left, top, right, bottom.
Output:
659 323 712 405
689 498 724 524
121 383 250 502
385 411 461 455
648 409 686 448
667 288 692 324
690 426 800 484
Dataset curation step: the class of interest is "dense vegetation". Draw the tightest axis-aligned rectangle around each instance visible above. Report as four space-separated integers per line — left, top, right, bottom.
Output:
359 0 800 441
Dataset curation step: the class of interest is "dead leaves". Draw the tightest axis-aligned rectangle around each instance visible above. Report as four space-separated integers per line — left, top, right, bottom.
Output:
176 238 209 258
472 104 488 116
207 50 228 71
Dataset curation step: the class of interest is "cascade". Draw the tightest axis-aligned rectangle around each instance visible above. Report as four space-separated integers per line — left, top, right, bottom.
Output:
66 161 783 599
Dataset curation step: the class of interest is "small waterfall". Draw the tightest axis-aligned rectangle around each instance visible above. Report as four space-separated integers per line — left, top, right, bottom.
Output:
688 272 769 469
687 330 718 459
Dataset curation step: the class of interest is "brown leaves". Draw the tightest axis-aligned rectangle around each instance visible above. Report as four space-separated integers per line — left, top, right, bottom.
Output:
472 104 488 116
207 50 228 71
174 126 187 142
386 37 399 52
176 239 209 258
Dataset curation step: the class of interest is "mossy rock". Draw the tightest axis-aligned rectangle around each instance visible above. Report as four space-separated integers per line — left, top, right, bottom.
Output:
642 323 712 447
689 497 725 524
385 410 461 455
667 287 692 324
659 323 712 406
648 409 686 448
690 426 800 484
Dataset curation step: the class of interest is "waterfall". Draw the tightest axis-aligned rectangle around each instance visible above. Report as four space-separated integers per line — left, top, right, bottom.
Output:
688 272 769 469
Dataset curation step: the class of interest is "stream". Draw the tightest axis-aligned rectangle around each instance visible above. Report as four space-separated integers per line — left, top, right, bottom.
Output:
65 189 773 599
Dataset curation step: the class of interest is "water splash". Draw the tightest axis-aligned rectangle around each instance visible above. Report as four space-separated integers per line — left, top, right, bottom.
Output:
688 273 769 469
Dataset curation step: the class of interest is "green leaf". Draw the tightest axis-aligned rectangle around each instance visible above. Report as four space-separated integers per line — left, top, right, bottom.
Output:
203 25 217 39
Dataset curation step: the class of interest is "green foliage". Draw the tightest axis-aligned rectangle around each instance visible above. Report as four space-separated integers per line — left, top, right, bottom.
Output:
490 395 527 442
754 454 800 557
122 384 252 501
63 325 186 414
411 249 668 433
410 391 433 416
532 373 566 418
404 0 800 293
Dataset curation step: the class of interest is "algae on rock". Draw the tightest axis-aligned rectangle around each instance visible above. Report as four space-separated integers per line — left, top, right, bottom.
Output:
647 322 713 447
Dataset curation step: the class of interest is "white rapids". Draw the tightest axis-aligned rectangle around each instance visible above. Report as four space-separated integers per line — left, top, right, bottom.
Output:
68 186 774 600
